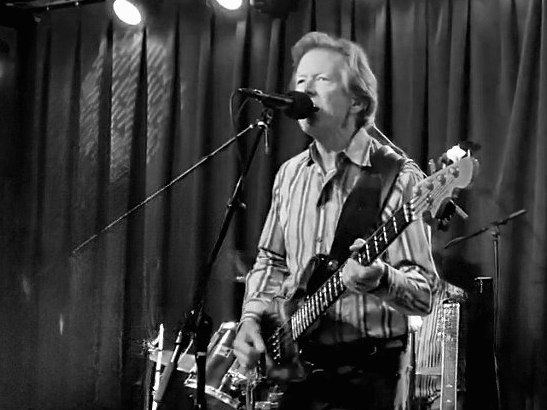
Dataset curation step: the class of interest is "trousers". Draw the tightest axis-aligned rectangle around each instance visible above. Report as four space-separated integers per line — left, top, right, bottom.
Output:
278 338 406 410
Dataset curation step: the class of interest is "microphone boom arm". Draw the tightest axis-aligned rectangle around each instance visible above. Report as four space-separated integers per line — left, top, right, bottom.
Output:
72 122 257 255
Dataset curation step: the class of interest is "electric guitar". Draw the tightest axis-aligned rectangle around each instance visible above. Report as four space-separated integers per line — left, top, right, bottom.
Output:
259 154 479 383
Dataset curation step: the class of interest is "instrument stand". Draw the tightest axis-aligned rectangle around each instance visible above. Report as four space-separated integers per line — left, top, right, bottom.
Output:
445 208 526 410
155 108 274 410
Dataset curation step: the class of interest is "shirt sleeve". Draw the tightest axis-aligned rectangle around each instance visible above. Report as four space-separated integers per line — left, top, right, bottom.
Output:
240 169 290 324
371 162 440 315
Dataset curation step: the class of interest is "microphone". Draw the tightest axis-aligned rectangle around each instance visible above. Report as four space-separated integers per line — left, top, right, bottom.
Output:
237 88 318 119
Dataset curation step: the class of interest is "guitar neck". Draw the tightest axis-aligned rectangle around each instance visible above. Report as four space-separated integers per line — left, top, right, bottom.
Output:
290 203 414 340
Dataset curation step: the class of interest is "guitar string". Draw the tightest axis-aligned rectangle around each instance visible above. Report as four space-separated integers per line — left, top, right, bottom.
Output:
263 204 413 346
288 204 414 340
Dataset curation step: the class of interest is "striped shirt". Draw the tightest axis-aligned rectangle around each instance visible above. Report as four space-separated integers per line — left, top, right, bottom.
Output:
241 130 439 344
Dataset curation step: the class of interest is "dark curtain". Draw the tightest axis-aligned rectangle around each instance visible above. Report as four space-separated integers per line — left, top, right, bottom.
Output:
0 0 545 409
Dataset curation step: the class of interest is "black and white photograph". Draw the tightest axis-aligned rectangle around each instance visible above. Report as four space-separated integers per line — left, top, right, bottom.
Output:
0 1 544 409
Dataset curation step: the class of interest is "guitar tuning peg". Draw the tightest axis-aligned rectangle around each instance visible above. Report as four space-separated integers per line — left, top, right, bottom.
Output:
428 159 436 175
453 203 468 220
435 200 469 231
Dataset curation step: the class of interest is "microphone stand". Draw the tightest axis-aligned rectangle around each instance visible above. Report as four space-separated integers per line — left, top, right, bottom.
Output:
444 208 526 410
155 107 274 410
443 209 526 251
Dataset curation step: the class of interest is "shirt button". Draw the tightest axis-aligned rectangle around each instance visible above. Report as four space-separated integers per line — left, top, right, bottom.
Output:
316 237 323 243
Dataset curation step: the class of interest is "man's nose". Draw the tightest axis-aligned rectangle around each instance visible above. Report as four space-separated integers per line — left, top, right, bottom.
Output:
303 79 317 95
297 79 316 95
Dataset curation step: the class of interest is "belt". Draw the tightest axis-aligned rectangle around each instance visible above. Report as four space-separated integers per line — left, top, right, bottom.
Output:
300 335 407 369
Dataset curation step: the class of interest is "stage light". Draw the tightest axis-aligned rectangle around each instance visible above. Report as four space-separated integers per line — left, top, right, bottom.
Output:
214 0 243 11
113 0 142 26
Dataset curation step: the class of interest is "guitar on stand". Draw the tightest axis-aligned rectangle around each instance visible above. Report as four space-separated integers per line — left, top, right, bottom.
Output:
438 298 464 410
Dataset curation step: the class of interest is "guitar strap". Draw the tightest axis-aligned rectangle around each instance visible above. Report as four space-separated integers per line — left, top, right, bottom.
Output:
328 145 409 264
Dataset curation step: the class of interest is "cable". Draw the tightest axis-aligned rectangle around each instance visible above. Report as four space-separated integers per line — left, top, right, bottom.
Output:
371 123 410 159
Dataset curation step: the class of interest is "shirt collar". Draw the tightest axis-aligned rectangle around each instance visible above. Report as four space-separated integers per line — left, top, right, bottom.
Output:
306 128 380 168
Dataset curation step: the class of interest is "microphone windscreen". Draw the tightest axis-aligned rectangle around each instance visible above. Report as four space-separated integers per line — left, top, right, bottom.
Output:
284 91 317 119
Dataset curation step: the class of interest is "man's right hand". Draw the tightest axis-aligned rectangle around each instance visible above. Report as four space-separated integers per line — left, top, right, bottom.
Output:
233 320 266 369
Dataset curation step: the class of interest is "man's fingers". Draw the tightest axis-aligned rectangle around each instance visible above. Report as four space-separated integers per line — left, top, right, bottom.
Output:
349 238 366 251
233 321 266 368
250 331 266 353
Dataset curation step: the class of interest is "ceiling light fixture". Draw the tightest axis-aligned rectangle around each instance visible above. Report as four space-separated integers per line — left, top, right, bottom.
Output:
214 0 243 11
113 0 142 25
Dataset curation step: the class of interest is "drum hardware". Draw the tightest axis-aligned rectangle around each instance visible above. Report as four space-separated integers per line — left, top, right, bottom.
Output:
147 321 285 410
148 346 196 373
183 322 248 410
244 368 283 410
416 366 442 377
184 321 283 410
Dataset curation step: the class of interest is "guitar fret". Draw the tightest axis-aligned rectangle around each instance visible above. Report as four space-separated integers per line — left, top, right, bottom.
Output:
335 274 344 293
319 287 324 308
373 236 378 255
365 242 370 261
383 225 388 244
316 295 321 313
392 215 398 234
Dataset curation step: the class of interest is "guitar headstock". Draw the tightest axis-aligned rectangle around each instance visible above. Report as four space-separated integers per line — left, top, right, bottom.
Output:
412 153 479 227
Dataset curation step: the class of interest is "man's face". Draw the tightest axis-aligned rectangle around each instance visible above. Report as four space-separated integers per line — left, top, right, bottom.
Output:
294 48 356 138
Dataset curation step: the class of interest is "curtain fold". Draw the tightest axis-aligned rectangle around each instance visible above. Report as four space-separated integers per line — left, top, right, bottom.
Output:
0 0 545 409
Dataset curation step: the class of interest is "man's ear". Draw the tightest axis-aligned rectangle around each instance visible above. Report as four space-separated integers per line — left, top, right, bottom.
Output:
350 98 364 114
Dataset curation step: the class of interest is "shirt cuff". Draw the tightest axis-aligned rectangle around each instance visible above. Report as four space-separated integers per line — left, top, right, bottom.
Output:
369 262 393 297
240 299 270 325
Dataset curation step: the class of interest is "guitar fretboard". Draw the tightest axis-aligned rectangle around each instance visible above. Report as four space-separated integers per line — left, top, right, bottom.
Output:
290 202 415 339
